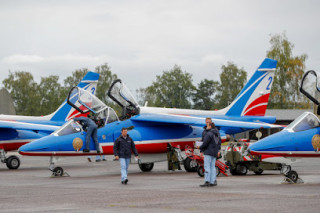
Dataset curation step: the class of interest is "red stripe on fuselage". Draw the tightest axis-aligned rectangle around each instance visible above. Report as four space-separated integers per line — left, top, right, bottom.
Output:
250 151 320 158
0 142 30 151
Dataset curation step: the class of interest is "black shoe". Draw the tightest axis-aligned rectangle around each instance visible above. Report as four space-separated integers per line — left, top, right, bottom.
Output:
96 159 101 162
124 179 128 184
121 181 124 184
210 181 217 187
102 159 106 161
200 182 210 187
83 149 90 153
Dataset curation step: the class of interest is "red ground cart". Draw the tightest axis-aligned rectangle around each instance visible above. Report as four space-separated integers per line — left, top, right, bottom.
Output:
185 145 228 177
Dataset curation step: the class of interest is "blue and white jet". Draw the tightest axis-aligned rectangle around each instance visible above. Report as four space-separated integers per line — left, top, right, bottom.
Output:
18 80 282 176
0 72 99 169
140 58 278 127
249 70 320 182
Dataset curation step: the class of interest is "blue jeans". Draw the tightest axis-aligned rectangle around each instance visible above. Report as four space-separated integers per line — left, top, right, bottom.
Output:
204 155 216 184
86 127 100 152
120 158 130 181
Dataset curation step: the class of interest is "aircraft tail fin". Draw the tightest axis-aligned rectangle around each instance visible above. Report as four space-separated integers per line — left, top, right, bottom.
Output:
49 72 99 122
222 58 277 116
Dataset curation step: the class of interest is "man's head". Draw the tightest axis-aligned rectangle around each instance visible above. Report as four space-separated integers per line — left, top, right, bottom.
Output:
121 128 128 137
205 117 212 128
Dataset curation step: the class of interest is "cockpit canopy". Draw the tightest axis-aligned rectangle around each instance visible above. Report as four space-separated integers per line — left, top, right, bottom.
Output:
107 79 140 120
300 70 320 106
285 112 320 132
66 86 119 128
67 87 107 114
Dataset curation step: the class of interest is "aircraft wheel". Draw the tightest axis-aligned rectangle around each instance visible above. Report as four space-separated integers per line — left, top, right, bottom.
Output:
184 158 197 172
52 167 64 176
6 155 20 169
197 166 204 177
286 170 298 183
139 163 154 172
216 166 220 177
254 169 263 175
236 164 247 175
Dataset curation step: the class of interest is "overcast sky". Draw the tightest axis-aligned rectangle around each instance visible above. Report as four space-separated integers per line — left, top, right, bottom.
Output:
0 0 319 93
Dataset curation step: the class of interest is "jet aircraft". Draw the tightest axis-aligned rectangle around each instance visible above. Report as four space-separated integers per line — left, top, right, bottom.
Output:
18 80 282 176
140 58 278 125
0 72 99 169
249 70 320 182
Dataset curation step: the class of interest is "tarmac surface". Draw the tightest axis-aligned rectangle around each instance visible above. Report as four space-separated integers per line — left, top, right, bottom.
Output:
1 152 320 213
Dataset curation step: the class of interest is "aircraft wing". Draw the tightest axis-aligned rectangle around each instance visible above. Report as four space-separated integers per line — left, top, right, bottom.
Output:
131 113 283 135
0 120 59 132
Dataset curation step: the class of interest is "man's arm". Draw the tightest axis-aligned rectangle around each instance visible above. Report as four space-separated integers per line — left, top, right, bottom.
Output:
113 138 119 159
200 133 211 152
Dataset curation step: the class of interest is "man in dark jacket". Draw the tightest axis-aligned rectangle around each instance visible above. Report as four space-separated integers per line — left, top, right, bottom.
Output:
113 128 139 184
199 121 221 187
74 116 100 153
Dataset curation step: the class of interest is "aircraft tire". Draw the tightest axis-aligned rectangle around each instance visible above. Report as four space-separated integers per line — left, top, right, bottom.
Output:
236 164 248 175
184 158 197 172
254 169 263 175
286 170 298 183
6 155 20 169
197 166 204 177
139 163 154 172
52 167 64 176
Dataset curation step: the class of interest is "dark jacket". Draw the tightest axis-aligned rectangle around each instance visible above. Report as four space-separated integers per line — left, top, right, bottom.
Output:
201 126 208 141
74 117 97 130
200 128 221 157
113 134 139 158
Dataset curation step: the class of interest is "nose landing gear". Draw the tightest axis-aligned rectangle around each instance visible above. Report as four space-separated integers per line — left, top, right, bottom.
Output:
281 165 303 184
49 156 69 177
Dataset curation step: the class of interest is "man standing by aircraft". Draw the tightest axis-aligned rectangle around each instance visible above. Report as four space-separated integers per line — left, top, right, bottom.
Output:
73 116 100 153
113 128 139 184
199 121 221 187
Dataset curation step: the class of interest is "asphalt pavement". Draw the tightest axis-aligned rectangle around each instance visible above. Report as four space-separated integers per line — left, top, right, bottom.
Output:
1 152 320 213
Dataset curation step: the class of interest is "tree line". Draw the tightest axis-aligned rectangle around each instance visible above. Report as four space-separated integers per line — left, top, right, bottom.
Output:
2 33 310 116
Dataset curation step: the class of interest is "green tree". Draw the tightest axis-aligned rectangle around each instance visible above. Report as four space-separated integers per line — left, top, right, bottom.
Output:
3 71 40 115
193 79 219 110
39 75 63 115
267 32 308 109
61 68 89 99
144 65 196 108
94 63 118 105
215 62 247 109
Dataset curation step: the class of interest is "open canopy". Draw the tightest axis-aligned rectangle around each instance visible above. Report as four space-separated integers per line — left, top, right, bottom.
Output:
300 70 320 105
67 87 107 114
107 79 140 120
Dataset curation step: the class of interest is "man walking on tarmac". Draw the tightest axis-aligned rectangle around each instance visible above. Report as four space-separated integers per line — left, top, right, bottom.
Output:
113 127 139 184
198 119 221 187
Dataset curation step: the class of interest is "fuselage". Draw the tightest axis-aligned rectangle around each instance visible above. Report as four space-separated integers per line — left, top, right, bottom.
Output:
18 119 203 156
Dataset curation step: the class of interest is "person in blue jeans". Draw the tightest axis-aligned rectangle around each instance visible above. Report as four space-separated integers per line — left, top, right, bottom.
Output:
199 121 221 187
73 116 101 153
113 128 139 184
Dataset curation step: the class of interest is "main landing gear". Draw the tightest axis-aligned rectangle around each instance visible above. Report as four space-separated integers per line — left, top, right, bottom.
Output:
138 163 154 172
49 156 69 177
281 165 303 184
0 149 21 169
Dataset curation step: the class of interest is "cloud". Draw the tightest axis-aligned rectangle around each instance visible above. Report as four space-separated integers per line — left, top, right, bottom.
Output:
2 55 45 63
